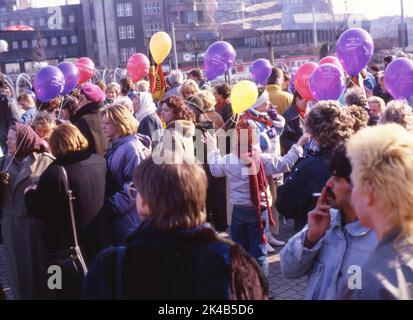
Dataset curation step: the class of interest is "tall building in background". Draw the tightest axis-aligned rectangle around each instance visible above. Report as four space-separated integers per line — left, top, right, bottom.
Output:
0 0 16 11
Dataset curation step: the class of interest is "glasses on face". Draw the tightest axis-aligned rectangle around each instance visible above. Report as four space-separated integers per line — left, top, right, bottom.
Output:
127 182 138 200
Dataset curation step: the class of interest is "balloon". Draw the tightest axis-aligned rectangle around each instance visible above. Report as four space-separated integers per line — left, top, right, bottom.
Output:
204 41 236 81
34 66 65 103
319 56 343 70
231 80 258 114
384 58 413 100
250 59 272 85
336 28 374 76
0 39 8 53
57 61 80 94
310 63 346 101
75 57 95 84
149 31 172 65
294 62 318 101
127 53 150 82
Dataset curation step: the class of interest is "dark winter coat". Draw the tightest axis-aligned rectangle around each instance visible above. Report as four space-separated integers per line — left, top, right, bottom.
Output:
72 101 108 155
81 222 268 300
25 151 110 264
280 105 305 155
137 113 163 143
0 94 21 153
276 149 332 231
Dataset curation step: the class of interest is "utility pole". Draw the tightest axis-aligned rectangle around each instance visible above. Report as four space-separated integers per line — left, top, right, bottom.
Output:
401 0 407 52
171 22 179 70
312 3 318 49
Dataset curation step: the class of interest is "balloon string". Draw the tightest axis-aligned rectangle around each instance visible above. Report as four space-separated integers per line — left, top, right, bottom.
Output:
4 103 44 172
216 114 237 132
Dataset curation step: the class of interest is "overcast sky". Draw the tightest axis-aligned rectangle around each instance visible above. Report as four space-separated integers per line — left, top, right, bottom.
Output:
31 0 413 20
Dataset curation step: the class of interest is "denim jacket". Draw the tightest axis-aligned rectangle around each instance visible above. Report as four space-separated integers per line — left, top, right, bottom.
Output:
280 209 378 300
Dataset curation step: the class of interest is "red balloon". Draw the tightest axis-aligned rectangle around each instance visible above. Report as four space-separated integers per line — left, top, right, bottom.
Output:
75 57 95 84
294 62 318 101
319 56 343 70
127 53 150 82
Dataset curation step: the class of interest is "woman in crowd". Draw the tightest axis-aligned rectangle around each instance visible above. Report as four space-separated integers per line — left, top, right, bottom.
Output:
102 104 150 245
105 82 121 106
25 124 109 299
82 155 268 300
0 123 54 299
131 92 163 140
58 95 79 123
180 79 200 100
346 124 413 299
154 96 196 162
72 83 108 155
378 99 413 131
276 101 355 231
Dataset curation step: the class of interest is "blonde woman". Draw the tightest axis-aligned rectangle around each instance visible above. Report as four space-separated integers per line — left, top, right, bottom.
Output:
180 79 200 99
102 104 150 244
346 124 413 299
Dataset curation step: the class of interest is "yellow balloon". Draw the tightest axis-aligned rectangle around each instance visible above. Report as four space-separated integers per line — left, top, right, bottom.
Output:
149 31 172 65
231 80 259 114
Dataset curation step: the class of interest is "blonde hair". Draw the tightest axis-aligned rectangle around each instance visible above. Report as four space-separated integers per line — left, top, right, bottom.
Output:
106 82 121 96
113 96 133 113
180 79 199 97
137 80 150 92
31 111 56 141
379 100 413 131
49 124 89 158
102 104 138 137
196 90 216 112
347 124 413 239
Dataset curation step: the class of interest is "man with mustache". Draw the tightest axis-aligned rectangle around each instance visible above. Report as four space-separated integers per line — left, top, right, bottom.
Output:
280 144 378 299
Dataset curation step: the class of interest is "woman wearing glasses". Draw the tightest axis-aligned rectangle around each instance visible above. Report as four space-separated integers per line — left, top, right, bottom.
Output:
102 104 150 245
82 154 268 300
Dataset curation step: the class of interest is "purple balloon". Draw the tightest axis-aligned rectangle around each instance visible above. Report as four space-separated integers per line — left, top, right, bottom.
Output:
310 63 346 101
385 58 413 100
204 41 236 81
34 66 65 103
58 61 80 94
336 28 374 77
251 59 272 85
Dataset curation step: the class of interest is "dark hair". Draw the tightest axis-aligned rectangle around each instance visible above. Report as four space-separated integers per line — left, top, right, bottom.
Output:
347 105 369 132
133 155 207 230
383 55 394 65
344 87 367 107
0 73 4 88
189 68 203 80
214 83 231 99
120 77 133 95
62 96 79 116
162 96 195 122
283 71 291 82
292 90 303 105
94 80 106 92
330 144 352 182
267 67 284 85
39 96 62 113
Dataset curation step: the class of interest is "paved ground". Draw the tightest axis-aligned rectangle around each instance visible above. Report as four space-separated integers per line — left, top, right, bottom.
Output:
0 219 307 300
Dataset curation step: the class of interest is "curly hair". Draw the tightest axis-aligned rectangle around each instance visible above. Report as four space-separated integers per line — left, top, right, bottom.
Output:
162 96 195 122
347 105 369 132
379 100 413 131
305 101 355 150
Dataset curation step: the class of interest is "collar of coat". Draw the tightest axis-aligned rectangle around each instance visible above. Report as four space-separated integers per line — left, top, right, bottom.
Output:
73 101 104 121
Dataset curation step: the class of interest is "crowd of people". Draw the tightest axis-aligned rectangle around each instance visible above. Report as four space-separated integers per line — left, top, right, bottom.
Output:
0 52 413 300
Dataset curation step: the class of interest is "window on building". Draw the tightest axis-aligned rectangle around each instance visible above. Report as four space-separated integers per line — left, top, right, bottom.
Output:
187 11 197 24
19 20 25 25
129 47 136 56
117 3 125 17
61 36 68 45
22 40 28 49
119 26 127 39
51 37 58 46
32 39 37 48
12 41 19 50
71 35 78 44
42 38 48 46
144 1 161 15
125 3 133 16
120 48 129 63
39 18 46 26
0 22 6 30
127 25 135 39
29 19 36 27
69 15 75 23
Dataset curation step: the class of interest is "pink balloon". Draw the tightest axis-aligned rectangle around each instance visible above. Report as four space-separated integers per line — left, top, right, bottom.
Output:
127 53 150 82
75 57 95 84
294 62 318 101
319 56 343 70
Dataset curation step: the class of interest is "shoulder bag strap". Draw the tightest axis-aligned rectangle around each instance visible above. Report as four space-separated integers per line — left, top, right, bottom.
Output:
60 166 80 248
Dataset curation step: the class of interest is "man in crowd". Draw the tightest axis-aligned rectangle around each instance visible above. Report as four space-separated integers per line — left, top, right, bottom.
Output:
266 67 293 115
